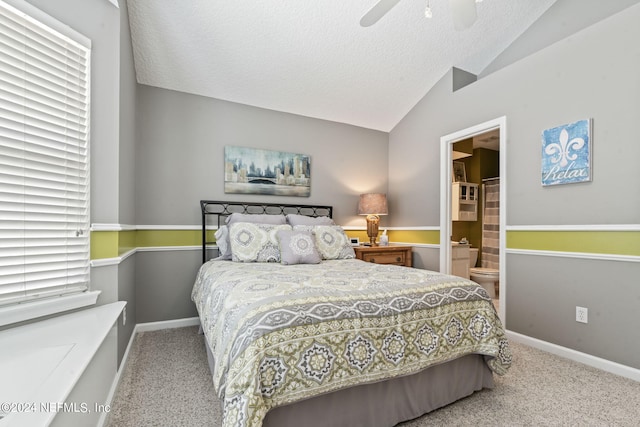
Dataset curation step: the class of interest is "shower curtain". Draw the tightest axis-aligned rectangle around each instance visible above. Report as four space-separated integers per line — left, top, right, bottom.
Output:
481 179 500 269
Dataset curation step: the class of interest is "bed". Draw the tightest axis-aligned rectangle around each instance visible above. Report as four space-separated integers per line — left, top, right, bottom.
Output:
193 201 511 427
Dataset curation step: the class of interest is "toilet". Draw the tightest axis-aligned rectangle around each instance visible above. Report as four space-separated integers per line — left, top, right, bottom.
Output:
469 248 499 299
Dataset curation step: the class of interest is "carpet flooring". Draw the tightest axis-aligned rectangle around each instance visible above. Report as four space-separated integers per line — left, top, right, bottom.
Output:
105 326 640 427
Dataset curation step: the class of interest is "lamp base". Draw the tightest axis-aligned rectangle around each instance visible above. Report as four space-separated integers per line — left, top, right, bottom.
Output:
365 214 380 246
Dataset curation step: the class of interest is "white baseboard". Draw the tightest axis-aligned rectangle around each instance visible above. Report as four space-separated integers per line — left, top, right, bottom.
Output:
506 330 640 382
98 317 201 426
135 317 200 332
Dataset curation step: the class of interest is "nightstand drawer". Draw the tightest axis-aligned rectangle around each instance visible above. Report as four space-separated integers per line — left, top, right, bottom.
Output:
353 245 412 267
361 251 406 265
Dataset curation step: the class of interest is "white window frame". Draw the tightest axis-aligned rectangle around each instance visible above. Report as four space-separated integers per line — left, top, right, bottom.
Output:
0 0 98 327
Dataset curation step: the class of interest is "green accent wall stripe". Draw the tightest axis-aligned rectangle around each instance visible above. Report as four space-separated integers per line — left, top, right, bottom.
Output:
90 228 639 260
119 230 136 255
90 231 119 259
344 230 440 245
507 231 640 256
91 229 217 259
136 230 203 247
389 230 440 245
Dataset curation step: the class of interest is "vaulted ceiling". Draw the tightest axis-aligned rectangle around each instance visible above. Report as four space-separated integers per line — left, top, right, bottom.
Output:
126 0 559 131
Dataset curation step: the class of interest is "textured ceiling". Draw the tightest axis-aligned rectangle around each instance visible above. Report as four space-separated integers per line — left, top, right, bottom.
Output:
127 0 557 132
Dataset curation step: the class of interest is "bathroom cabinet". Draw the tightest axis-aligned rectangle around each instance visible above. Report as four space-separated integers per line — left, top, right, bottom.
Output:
451 243 470 279
452 182 478 221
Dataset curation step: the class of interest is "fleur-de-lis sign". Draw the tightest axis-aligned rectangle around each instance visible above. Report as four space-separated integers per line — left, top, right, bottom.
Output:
544 128 585 168
541 119 591 186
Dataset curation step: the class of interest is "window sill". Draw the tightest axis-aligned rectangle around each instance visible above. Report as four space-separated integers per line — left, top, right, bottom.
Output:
0 301 125 426
0 291 101 328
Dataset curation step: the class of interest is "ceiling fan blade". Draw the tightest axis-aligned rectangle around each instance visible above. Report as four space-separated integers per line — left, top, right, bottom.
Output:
450 0 477 31
360 0 403 27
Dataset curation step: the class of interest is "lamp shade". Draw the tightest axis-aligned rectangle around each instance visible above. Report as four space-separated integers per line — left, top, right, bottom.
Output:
357 193 388 215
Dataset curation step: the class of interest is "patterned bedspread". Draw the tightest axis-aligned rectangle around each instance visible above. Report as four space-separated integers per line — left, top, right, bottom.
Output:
192 259 511 427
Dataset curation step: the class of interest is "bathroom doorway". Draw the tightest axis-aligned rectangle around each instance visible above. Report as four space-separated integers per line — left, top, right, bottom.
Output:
439 117 507 322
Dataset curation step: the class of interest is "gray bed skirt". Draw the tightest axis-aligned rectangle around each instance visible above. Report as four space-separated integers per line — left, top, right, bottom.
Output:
203 332 494 427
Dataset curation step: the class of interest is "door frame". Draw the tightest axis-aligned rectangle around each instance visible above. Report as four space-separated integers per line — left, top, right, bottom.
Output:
440 116 507 322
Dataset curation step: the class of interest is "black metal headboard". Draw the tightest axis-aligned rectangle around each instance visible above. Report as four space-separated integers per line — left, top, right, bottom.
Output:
200 200 333 263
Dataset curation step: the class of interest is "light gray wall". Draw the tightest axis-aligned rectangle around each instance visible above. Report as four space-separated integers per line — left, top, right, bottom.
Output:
389 5 640 368
388 67 454 228
117 0 138 367
506 255 640 368
411 247 440 272
117 256 136 364
134 85 388 322
480 0 640 77
135 251 201 323
119 0 137 226
135 85 388 227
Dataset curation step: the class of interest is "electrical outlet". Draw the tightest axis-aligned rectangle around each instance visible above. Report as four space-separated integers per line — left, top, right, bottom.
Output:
576 306 588 324
123 307 127 326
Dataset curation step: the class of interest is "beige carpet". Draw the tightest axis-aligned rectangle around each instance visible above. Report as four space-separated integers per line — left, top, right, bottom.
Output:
106 326 640 427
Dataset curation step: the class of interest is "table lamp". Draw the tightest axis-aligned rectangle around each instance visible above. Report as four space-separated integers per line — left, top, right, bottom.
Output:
357 193 388 246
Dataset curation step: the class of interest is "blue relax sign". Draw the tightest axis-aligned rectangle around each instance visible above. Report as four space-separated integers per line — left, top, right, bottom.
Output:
541 119 591 186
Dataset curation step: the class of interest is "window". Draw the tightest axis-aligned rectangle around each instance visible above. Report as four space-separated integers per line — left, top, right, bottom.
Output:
0 0 91 318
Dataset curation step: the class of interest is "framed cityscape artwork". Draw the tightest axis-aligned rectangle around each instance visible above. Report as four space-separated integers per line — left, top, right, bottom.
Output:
224 146 311 197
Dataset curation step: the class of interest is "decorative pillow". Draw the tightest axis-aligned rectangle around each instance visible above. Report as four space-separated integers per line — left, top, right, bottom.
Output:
214 225 232 260
226 213 287 225
229 222 292 262
286 214 335 226
294 225 355 260
276 230 322 265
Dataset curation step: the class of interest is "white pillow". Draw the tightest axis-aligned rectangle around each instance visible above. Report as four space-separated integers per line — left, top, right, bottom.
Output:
286 214 335 226
277 230 322 265
214 225 232 260
293 225 355 260
226 213 287 225
229 223 292 262
216 214 286 260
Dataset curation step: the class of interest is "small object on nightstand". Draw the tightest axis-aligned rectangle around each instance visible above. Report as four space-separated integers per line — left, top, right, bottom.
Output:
379 229 389 246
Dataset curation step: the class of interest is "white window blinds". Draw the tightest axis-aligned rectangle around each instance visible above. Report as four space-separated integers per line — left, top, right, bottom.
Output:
0 0 90 308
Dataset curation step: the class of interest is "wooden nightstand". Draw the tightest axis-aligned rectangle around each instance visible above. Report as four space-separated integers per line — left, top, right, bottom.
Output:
353 245 412 267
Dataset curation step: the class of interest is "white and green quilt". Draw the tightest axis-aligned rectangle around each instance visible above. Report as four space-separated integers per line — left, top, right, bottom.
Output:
192 259 511 427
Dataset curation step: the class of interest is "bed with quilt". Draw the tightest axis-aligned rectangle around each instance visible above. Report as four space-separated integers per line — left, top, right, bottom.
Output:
192 201 511 427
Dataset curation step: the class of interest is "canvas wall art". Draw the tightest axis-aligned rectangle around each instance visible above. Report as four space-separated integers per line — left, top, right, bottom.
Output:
541 119 592 186
224 146 311 197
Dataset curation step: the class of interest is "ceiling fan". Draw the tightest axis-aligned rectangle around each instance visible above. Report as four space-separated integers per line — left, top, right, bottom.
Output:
360 0 482 31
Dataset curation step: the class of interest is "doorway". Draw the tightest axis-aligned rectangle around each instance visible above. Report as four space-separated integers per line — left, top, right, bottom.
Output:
439 117 507 322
